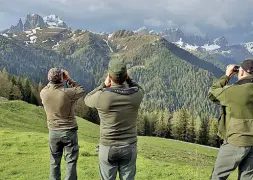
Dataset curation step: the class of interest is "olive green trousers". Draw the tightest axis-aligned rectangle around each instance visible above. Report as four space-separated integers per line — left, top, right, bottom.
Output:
49 129 79 180
211 141 253 180
99 143 137 180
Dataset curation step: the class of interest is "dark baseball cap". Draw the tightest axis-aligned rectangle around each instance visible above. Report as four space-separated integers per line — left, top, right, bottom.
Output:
241 59 253 74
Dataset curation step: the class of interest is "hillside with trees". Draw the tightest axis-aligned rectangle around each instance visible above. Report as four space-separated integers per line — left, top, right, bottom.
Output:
0 29 228 147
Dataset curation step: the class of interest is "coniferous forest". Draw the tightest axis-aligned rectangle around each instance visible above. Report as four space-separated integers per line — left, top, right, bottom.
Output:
0 30 227 147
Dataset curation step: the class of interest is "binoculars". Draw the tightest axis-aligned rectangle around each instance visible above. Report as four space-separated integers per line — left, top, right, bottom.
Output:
233 65 240 73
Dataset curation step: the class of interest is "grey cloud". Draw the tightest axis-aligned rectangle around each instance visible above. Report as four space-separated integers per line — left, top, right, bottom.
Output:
0 0 253 42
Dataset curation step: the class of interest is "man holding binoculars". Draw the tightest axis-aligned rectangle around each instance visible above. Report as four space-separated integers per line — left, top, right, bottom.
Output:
85 59 144 180
40 68 85 180
208 59 253 180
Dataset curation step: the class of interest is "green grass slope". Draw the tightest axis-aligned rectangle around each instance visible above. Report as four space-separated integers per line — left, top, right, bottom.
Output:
0 101 236 180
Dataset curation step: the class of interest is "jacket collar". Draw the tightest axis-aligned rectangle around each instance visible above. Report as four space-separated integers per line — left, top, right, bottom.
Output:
236 76 253 85
48 82 64 88
110 82 129 89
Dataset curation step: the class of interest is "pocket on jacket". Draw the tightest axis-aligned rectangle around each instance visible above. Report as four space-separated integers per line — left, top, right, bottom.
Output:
227 118 253 137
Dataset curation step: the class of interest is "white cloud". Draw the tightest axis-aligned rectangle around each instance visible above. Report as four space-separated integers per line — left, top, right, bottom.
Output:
144 18 164 27
50 0 67 3
182 24 203 36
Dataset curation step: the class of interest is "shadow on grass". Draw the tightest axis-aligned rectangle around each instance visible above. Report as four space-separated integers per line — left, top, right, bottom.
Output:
81 152 98 157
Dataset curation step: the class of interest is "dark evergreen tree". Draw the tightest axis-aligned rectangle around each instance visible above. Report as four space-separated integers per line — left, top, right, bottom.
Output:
209 118 219 147
186 115 196 143
198 115 210 145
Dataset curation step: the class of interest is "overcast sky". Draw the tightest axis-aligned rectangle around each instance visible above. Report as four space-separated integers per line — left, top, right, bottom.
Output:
1 0 253 41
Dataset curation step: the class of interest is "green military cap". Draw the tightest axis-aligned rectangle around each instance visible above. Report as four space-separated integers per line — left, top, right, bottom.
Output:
108 59 127 81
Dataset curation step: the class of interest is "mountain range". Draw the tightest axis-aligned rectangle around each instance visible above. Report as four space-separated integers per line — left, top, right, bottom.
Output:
1 14 69 34
2 14 253 65
1 13 252 117
134 26 253 64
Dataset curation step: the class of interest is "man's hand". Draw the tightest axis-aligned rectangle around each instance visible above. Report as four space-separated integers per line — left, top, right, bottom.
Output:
104 73 111 87
62 69 70 81
126 74 132 84
226 64 237 77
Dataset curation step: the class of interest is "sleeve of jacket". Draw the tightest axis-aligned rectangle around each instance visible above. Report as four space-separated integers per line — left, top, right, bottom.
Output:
84 84 104 108
208 75 230 105
66 79 85 101
72 86 85 101
126 78 145 95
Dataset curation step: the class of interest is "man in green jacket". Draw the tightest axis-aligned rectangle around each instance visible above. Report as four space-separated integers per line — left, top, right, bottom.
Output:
84 59 144 180
40 68 85 180
208 59 253 180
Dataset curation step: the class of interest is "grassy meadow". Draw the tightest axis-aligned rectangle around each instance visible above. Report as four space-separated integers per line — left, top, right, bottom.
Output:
0 101 237 180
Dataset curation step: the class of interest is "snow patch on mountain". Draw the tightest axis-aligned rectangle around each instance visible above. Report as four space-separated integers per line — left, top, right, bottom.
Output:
175 38 184 46
221 50 232 55
52 42 60 49
202 44 220 51
29 36 37 43
103 39 113 52
185 44 199 51
108 33 113 39
2 33 8 37
244 42 253 54
175 38 220 51
43 15 69 29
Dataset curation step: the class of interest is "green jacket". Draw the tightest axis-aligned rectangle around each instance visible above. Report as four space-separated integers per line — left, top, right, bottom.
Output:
84 81 144 146
208 75 253 146
40 81 85 130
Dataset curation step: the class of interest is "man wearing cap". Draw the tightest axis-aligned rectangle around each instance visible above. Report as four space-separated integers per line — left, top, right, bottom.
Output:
84 59 144 180
40 68 85 180
208 59 253 180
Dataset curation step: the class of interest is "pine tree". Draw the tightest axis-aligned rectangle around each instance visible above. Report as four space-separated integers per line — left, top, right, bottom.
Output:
163 108 172 138
172 107 189 141
154 111 164 137
36 82 44 105
178 107 189 141
137 112 145 136
143 113 150 136
148 112 156 136
209 118 219 147
38 82 44 93
186 116 196 143
17 77 24 100
0 69 12 98
195 115 202 142
11 76 16 85
23 78 32 103
172 110 181 139
9 84 22 100
198 115 210 145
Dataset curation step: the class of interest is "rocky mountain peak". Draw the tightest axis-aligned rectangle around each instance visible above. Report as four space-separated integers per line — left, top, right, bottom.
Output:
43 14 69 29
8 18 24 33
185 35 211 46
111 30 135 39
134 26 154 34
214 36 228 47
24 14 46 31
160 28 185 42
